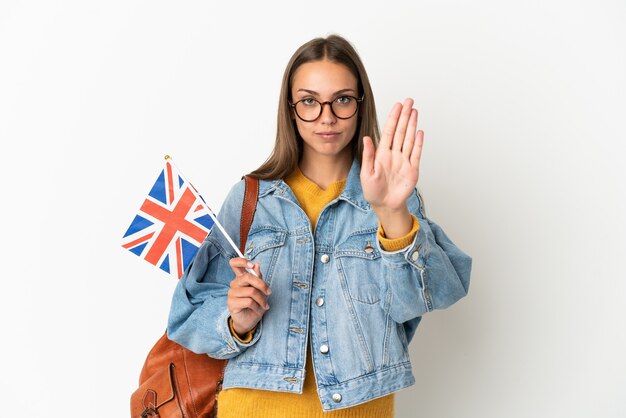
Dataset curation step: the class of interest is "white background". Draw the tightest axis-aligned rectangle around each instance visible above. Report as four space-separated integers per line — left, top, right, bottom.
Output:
1 1 625 417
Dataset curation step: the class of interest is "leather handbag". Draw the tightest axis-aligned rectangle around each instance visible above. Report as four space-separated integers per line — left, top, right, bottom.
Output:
130 175 259 418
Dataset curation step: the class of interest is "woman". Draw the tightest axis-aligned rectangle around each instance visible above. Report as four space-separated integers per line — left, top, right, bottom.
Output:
167 34 471 417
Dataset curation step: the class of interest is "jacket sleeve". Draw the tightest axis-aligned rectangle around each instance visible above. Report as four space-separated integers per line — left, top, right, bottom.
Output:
376 187 472 325
166 180 263 359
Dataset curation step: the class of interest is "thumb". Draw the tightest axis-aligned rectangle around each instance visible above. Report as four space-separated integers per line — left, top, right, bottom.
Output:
361 136 375 176
252 261 263 279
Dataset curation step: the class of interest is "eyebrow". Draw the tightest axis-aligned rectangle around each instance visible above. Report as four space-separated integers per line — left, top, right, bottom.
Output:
296 88 357 96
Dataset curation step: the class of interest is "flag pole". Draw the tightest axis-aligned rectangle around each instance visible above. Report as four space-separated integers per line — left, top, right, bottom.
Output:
165 155 257 276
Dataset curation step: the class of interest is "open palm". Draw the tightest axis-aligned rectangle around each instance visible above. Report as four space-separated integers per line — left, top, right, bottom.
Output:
361 98 424 211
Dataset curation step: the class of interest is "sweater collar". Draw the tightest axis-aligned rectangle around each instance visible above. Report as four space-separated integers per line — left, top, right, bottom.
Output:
259 159 371 212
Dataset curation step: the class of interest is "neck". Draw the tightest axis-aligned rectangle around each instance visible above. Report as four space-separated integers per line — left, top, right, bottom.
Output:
299 151 352 190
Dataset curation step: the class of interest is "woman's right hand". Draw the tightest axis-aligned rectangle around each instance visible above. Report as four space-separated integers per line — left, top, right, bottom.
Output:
227 258 271 336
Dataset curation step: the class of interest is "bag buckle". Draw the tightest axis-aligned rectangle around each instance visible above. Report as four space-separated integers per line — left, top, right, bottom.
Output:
141 406 159 418
141 390 160 417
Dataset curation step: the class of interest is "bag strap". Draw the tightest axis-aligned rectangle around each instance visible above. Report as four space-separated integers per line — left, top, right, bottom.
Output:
240 175 259 253
214 175 259 404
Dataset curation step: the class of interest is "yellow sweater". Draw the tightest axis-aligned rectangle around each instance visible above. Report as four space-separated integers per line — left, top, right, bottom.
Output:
218 167 419 417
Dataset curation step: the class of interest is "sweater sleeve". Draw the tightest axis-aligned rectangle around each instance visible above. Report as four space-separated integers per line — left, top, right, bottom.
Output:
377 215 420 251
228 316 256 344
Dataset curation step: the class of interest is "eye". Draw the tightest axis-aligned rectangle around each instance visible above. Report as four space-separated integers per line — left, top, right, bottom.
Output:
335 96 353 105
301 97 317 106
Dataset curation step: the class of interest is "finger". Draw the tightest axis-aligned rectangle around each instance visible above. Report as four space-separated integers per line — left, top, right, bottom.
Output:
231 271 271 296
229 296 267 317
410 130 424 167
229 257 255 276
251 261 263 280
379 102 402 150
230 286 269 310
249 262 269 293
230 258 263 279
402 109 418 159
361 136 375 176
392 98 414 153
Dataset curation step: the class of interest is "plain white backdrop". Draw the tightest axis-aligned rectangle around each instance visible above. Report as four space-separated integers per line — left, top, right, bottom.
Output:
1 1 625 416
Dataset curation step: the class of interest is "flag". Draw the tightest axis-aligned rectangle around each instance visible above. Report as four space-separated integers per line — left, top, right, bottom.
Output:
122 158 214 278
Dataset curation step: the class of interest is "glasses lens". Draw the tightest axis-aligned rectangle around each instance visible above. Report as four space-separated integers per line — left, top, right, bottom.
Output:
295 100 322 122
331 96 358 119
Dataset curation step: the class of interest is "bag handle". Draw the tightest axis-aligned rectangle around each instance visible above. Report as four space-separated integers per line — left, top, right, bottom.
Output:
240 175 259 253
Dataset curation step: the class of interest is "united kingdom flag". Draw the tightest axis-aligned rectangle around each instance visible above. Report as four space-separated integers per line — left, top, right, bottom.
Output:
122 158 215 278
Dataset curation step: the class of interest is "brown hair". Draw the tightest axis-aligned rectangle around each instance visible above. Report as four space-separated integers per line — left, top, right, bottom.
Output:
247 34 380 180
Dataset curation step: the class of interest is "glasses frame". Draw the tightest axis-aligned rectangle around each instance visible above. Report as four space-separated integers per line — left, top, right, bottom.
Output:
289 94 365 122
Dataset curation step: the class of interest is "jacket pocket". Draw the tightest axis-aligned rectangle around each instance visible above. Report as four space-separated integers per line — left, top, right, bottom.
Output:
243 225 287 287
335 230 382 304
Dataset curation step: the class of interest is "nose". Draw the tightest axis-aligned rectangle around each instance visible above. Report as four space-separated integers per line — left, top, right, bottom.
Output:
320 102 336 125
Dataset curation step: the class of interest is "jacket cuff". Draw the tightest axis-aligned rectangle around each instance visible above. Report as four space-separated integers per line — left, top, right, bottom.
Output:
216 309 261 355
377 215 420 251
228 316 257 343
376 218 427 269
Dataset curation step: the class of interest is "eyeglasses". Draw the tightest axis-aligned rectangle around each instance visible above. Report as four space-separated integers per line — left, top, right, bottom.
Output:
289 95 364 122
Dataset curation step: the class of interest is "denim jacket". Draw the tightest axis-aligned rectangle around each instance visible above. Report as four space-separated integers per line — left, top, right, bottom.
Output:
167 159 472 411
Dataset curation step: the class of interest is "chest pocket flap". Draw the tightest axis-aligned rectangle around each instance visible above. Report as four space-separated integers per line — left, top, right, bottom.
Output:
244 226 287 259
335 229 381 260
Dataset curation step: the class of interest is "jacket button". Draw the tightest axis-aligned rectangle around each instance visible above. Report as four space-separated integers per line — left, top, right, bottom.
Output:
320 344 329 354
320 254 330 263
332 393 342 403
410 251 419 262
316 297 324 307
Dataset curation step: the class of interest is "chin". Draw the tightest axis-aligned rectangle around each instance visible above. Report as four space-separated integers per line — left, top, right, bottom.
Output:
318 146 352 159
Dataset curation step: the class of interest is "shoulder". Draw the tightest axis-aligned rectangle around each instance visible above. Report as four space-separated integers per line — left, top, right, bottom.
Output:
221 176 283 213
225 178 246 202
215 179 247 225
256 177 283 199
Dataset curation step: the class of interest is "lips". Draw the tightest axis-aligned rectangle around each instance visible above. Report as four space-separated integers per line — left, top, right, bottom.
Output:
316 131 340 138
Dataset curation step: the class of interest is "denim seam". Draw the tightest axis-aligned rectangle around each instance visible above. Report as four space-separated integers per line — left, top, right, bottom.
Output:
207 234 236 260
245 234 286 258
335 250 380 259
346 226 379 237
420 267 433 312
382 313 391 366
335 257 375 371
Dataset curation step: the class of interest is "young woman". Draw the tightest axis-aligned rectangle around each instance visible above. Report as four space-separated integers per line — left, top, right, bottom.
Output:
167 34 471 417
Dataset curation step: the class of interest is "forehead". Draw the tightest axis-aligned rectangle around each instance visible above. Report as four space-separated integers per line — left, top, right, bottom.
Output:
291 60 358 94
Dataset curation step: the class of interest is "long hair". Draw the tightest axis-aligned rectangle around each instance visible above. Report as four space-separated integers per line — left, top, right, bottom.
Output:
248 34 380 180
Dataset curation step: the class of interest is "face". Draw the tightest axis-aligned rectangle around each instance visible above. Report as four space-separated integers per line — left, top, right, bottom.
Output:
290 60 360 163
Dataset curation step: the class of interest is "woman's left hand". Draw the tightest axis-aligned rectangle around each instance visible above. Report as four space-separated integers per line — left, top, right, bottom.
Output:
361 98 424 211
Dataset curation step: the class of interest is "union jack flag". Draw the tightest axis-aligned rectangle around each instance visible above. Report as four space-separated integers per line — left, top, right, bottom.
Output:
122 158 214 278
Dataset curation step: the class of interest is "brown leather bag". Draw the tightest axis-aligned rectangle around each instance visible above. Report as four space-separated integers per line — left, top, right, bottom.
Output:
130 176 259 418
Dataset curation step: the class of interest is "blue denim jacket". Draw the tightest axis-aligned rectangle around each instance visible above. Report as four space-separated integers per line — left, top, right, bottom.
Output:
167 159 472 411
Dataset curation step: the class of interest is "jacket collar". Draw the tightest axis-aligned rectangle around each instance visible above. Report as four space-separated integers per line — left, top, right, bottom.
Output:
258 159 371 212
